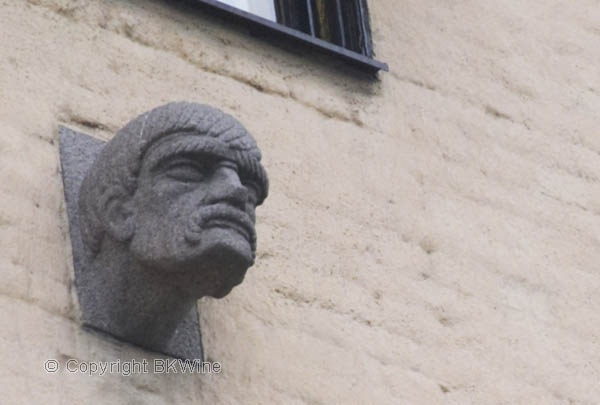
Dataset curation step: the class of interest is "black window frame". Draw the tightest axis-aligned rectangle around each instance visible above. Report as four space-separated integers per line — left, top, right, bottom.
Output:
187 0 388 74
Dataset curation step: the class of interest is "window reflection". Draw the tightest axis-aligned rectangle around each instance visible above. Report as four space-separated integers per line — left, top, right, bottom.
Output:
217 0 277 22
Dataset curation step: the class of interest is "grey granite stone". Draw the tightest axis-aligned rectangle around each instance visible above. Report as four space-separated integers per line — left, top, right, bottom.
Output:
59 102 269 360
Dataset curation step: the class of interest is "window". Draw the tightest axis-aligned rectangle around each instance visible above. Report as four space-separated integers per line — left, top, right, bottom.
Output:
274 0 373 58
193 0 388 73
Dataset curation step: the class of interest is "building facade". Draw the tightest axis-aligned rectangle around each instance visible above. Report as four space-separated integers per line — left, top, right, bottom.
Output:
1 0 599 403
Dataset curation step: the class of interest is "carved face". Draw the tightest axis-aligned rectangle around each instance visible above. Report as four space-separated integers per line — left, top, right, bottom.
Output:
127 133 263 298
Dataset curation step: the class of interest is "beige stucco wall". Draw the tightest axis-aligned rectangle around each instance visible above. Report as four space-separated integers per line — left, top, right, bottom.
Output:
1 0 599 403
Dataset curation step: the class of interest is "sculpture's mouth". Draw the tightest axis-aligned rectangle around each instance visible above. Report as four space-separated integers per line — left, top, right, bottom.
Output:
204 216 252 241
186 204 257 249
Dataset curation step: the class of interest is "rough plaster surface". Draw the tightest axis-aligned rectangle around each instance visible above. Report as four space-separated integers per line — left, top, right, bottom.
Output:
0 0 599 403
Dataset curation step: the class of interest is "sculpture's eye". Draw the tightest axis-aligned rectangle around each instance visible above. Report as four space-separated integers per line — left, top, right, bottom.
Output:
163 158 212 182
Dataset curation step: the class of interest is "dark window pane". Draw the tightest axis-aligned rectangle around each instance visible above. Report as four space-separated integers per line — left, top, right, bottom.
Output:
274 0 311 34
311 0 344 47
339 0 372 56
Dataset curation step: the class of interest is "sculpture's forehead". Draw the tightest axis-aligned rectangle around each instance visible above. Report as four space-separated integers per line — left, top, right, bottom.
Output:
143 133 236 168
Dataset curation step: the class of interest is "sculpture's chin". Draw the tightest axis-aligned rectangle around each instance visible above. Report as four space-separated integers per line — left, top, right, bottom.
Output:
209 273 245 298
181 228 253 298
131 226 254 298
194 227 254 262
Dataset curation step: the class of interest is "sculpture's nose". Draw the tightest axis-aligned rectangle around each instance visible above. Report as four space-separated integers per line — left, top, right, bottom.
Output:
207 165 248 210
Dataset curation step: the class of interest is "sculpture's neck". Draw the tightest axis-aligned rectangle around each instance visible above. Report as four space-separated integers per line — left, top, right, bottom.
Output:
81 243 197 351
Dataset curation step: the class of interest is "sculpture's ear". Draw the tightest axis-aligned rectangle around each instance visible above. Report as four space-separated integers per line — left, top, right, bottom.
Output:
99 185 135 242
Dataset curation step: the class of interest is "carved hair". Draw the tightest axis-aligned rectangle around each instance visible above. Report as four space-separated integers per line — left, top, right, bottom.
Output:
79 102 268 255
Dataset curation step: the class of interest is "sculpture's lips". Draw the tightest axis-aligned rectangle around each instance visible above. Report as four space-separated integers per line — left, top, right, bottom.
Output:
204 216 252 241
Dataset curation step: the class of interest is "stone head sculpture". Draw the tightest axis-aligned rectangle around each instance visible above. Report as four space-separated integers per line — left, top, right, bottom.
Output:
70 102 268 358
